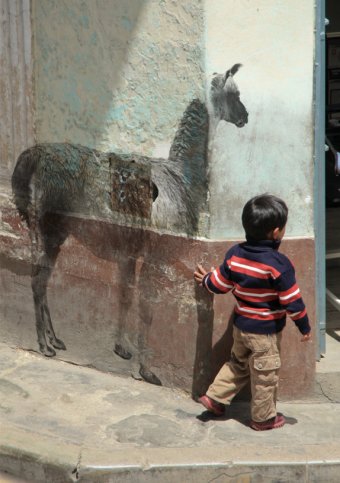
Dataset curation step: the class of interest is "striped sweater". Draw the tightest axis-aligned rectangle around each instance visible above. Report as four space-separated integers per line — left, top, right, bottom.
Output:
203 238 311 335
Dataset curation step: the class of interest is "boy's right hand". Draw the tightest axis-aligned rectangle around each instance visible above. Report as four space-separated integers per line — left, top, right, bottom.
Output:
301 332 312 342
194 264 211 286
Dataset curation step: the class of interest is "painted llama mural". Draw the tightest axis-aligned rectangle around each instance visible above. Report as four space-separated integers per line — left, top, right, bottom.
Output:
11 64 248 385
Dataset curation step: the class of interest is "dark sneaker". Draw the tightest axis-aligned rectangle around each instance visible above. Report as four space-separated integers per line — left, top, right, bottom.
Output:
198 395 225 416
250 414 286 431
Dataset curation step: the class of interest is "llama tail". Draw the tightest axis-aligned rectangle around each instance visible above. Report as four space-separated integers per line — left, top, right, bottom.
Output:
11 147 38 225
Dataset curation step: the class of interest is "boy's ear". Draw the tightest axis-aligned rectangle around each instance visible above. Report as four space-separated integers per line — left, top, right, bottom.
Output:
272 227 280 240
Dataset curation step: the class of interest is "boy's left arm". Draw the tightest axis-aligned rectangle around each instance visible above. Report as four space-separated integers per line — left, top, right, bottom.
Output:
275 268 312 342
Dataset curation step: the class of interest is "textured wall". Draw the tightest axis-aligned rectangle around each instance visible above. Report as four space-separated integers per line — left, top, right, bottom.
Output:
33 0 205 158
33 0 315 238
0 0 34 186
205 0 315 239
0 208 316 398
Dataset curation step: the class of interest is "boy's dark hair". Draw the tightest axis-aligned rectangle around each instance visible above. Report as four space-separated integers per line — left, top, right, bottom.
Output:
242 194 288 241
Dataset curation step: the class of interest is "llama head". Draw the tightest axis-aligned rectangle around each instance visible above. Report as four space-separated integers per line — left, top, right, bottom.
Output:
210 63 248 128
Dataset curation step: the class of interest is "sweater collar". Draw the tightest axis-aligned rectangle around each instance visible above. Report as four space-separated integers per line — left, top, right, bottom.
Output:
244 237 281 250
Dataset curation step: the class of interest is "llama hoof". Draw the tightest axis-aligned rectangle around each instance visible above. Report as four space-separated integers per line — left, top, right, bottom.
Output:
50 338 66 351
114 344 132 360
39 345 56 357
139 364 162 386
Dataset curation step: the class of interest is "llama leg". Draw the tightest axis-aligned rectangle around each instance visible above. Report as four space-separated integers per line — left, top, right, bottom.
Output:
138 311 161 386
29 210 54 356
30 214 66 356
43 298 66 350
138 324 162 386
31 260 56 357
137 260 162 386
113 257 137 360
42 222 67 351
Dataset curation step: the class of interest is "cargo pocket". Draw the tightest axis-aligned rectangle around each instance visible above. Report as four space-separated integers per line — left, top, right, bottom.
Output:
252 354 281 386
253 354 281 371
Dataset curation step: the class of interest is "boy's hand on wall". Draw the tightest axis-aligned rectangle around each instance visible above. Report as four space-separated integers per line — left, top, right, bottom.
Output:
301 332 312 342
194 264 211 285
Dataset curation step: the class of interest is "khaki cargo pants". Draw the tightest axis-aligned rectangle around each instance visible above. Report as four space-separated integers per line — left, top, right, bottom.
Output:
206 326 282 422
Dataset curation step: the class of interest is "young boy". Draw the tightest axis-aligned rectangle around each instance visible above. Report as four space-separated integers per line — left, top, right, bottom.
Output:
194 194 311 431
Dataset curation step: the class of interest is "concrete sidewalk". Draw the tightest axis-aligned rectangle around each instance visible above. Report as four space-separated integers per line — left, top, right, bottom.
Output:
0 343 340 483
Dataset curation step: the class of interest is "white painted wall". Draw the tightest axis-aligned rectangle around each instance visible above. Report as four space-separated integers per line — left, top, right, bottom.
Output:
205 0 315 239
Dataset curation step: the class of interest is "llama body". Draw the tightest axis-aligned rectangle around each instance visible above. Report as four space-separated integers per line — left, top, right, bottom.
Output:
11 66 248 385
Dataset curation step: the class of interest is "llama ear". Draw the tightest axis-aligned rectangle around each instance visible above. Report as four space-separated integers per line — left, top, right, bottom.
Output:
223 63 242 83
230 63 242 76
222 64 243 93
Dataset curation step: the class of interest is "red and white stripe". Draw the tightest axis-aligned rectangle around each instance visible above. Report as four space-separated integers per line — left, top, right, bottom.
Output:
235 301 286 320
278 284 301 305
287 308 307 320
228 256 281 280
233 283 278 303
210 268 234 293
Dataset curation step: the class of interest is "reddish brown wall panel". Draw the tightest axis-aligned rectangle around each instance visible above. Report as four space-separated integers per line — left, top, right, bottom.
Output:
0 207 315 399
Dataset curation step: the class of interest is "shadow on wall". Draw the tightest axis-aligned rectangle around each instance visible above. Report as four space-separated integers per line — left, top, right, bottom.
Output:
192 291 246 399
34 0 148 148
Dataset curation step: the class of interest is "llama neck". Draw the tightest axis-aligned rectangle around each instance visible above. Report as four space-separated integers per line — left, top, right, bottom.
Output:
168 99 209 178
168 98 210 236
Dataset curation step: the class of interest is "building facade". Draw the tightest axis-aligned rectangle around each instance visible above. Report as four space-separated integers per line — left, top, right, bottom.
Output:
0 0 318 398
